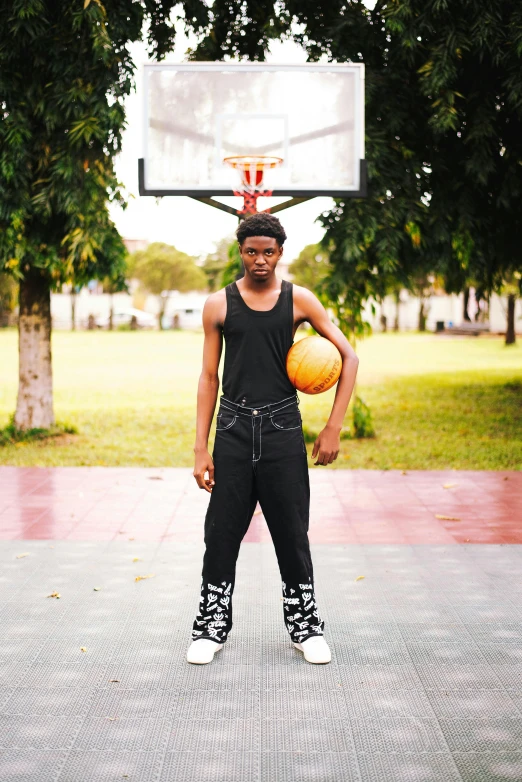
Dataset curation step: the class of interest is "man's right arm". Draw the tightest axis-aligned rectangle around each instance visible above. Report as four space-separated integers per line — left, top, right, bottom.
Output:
193 293 224 492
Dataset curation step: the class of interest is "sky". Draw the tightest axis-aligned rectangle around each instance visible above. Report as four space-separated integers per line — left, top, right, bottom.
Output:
109 31 338 264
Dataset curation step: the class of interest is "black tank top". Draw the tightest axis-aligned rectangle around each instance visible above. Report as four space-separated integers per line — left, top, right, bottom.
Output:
221 279 296 407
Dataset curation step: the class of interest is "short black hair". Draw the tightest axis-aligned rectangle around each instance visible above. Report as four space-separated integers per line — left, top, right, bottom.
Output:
236 213 287 246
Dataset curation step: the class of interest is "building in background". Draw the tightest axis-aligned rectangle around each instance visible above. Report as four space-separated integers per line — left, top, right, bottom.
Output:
123 238 149 254
42 236 521 334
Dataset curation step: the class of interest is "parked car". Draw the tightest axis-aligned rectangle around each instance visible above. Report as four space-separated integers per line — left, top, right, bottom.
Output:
96 308 156 329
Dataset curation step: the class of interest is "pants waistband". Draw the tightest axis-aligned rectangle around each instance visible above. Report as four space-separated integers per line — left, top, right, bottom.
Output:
219 394 299 418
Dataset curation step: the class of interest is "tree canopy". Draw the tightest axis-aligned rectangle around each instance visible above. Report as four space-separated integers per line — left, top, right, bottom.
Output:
129 243 206 296
0 0 209 290
0 0 210 428
191 0 522 342
288 244 329 293
129 242 207 328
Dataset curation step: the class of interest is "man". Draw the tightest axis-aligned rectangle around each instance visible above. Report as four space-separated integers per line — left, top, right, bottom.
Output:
188 213 359 665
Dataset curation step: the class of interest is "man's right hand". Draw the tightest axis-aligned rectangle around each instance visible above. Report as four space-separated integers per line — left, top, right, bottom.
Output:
193 449 215 493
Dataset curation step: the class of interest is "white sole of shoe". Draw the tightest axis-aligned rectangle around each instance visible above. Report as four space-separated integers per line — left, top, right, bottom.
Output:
292 641 331 664
187 643 224 665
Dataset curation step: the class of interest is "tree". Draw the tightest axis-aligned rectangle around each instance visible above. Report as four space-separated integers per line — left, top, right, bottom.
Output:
221 242 245 286
294 0 522 345
0 273 17 327
129 243 207 329
191 1 522 345
102 274 129 331
0 0 209 429
202 237 234 292
288 244 329 292
201 239 245 290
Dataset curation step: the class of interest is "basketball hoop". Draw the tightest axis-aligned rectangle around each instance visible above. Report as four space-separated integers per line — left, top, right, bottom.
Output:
223 155 283 216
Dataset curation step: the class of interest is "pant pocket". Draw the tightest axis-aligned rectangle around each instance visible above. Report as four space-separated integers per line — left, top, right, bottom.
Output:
270 408 302 430
216 410 237 430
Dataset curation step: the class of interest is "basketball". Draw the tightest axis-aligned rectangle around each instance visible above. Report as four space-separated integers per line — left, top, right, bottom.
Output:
286 336 342 395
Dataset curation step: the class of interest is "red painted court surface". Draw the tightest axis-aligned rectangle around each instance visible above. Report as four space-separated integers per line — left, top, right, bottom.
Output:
0 467 519 545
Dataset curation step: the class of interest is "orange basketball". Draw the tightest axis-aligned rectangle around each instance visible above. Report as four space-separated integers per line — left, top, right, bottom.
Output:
286 336 342 395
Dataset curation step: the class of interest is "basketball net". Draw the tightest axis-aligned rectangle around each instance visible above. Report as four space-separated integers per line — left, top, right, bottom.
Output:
223 155 283 216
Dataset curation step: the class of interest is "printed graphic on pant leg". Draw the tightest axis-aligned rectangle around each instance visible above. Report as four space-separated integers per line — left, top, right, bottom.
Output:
282 580 325 643
191 578 233 642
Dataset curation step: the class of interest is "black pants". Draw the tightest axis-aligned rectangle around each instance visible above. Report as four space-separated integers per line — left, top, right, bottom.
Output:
191 394 325 645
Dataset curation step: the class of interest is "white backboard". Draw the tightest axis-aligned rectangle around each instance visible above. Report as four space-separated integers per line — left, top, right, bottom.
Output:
139 63 365 198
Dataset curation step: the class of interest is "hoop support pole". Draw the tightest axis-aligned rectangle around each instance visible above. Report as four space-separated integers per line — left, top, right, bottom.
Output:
269 197 315 214
189 194 316 219
189 197 239 216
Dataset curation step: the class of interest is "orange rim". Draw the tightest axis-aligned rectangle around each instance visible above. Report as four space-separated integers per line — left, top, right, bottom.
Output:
223 155 283 171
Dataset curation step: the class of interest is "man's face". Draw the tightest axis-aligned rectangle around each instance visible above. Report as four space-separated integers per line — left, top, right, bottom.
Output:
239 236 283 281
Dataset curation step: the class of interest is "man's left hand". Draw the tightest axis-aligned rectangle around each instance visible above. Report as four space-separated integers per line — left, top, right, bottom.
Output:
311 425 340 466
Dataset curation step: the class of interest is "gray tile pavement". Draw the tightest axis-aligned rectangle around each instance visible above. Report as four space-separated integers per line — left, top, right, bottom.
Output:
1 540 522 781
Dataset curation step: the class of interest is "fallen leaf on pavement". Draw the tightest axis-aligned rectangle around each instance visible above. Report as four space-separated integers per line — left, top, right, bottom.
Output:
93 587 101 591
135 573 155 582
47 592 61 598
109 679 120 683
80 647 87 652
132 557 141 562
16 553 29 559
355 575 365 581
435 514 461 521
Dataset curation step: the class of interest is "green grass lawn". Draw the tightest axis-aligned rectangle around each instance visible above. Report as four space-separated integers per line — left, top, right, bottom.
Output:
0 328 521 469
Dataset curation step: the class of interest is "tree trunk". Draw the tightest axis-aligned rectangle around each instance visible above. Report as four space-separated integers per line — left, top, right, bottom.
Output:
463 286 471 322
393 290 400 332
505 294 516 346
418 297 427 331
158 295 169 330
71 289 76 331
109 293 113 331
15 271 54 430
378 298 387 332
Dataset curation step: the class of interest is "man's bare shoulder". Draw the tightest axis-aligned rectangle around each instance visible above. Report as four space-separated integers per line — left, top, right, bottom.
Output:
203 287 227 327
292 283 322 313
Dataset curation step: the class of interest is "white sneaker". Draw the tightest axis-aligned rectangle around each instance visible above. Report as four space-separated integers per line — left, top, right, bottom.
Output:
186 639 224 665
293 636 331 664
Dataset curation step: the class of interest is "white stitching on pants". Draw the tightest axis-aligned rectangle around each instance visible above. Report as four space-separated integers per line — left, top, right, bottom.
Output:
269 399 300 414
270 419 301 430
270 407 302 430
216 413 238 430
219 401 237 413
221 394 297 412
252 416 262 463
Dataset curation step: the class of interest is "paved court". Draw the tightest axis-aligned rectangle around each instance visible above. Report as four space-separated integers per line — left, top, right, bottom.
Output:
1 467 521 781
